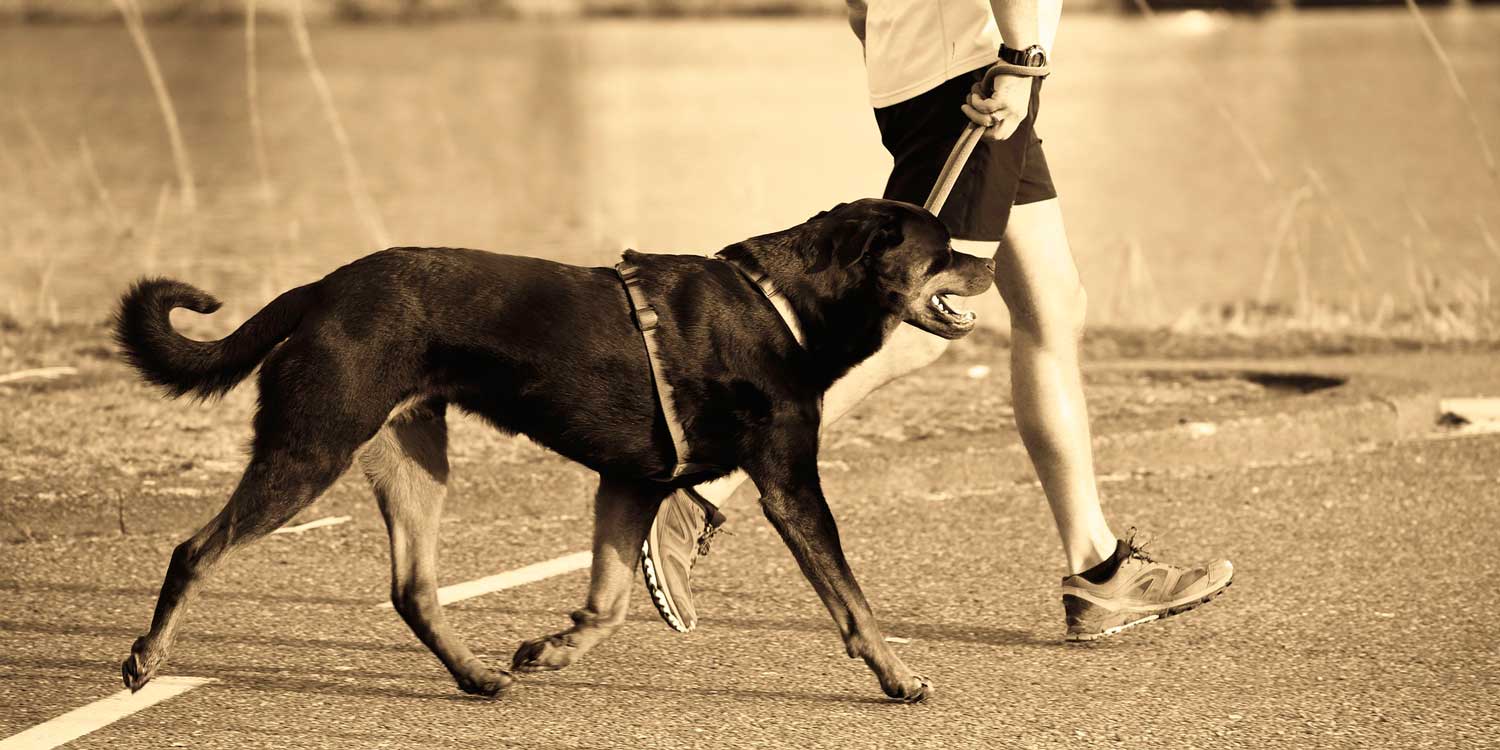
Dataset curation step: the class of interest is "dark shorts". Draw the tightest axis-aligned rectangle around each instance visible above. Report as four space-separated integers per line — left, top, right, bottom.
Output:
874 67 1056 242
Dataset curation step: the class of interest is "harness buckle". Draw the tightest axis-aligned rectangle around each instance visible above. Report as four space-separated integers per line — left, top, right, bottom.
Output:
634 305 659 331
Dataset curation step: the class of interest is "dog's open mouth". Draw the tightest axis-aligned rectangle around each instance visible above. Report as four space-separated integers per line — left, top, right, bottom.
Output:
911 291 979 339
930 293 976 325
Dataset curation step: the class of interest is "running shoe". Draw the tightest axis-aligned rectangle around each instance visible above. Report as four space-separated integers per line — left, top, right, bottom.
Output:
1061 535 1233 641
641 488 727 633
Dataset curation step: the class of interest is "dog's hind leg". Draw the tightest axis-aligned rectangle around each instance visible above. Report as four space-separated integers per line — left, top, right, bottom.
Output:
361 400 513 698
511 476 667 673
121 436 355 691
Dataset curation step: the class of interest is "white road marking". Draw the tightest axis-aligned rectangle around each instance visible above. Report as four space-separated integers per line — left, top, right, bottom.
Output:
0 677 214 750
0 367 77 385
1429 397 1500 441
272 515 352 535
376 551 592 609
1440 397 1500 423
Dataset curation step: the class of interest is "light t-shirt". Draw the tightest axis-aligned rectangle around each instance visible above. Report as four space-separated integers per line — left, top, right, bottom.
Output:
863 0 1061 108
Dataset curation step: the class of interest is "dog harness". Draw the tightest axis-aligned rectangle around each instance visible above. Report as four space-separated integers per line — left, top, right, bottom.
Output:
613 115 983 480
713 252 806 348
613 255 805 481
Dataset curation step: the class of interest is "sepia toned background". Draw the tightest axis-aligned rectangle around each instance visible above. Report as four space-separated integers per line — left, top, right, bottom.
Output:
1 3 1497 749
1 0 1497 337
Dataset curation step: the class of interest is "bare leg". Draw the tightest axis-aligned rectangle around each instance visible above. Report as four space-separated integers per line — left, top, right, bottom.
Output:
361 401 513 697
512 476 666 672
994 198 1114 573
688 200 1114 574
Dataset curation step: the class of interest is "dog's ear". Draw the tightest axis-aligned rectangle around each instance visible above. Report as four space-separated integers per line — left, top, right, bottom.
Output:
807 205 904 272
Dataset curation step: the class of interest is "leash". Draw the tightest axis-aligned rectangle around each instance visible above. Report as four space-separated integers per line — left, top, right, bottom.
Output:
616 97 995 480
923 122 983 216
924 63 1046 215
725 112 993 343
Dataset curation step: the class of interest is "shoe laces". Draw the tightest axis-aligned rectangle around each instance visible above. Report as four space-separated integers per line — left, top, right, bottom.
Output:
696 522 731 559
1123 527 1157 563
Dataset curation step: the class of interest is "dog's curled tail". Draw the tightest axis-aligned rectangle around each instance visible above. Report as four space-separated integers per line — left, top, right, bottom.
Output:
113 278 317 400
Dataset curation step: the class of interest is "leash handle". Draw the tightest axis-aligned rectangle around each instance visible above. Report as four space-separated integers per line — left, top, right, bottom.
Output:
922 121 984 216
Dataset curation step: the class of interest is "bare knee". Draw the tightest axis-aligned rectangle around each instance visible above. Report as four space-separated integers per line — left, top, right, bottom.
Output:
1009 281 1088 350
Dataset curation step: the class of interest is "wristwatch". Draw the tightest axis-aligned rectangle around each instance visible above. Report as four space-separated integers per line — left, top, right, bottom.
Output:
999 43 1048 68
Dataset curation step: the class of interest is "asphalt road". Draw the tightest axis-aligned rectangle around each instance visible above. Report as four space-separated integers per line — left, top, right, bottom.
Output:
2 427 1496 749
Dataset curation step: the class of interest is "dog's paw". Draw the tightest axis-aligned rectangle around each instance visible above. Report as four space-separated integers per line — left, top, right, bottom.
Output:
457 668 515 698
510 634 576 673
884 674 933 704
121 637 158 692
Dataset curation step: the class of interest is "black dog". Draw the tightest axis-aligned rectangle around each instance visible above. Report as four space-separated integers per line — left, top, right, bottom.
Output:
114 198 994 702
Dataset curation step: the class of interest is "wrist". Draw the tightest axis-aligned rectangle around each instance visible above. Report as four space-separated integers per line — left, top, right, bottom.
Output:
999 43 1048 68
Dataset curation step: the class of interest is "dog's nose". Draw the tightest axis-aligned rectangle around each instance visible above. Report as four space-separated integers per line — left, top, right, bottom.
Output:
984 258 996 274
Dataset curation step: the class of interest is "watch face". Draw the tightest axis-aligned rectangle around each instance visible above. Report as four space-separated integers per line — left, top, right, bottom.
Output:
1001 44 1048 68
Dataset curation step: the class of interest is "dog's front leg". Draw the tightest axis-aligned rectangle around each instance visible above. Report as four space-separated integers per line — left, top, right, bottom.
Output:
512 476 665 673
746 444 931 703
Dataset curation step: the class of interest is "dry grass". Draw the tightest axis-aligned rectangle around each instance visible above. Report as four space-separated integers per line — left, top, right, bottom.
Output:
246 0 276 207
1 7 1494 343
288 0 391 250
1402 0 1497 189
109 0 197 212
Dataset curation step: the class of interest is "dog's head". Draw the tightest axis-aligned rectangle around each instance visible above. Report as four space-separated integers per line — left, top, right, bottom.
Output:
800 199 995 340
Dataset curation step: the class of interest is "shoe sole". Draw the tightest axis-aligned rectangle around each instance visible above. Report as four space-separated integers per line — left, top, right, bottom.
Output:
640 539 692 634
1065 579 1233 643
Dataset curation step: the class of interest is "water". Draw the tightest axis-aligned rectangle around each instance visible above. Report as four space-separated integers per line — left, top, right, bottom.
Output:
1 9 1497 328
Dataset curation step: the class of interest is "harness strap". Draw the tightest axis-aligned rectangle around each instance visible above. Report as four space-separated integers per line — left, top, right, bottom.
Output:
715 253 806 348
615 261 715 481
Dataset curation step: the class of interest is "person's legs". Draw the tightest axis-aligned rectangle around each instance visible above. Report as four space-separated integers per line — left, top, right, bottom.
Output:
693 197 1114 574
991 197 1115 574
997 198 1232 640
644 67 1232 637
647 197 1233 640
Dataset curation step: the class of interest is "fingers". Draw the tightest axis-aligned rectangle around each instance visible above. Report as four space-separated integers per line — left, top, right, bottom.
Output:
962 101 1024 141
991 113 1022 141
965 72 1032 141
961 102 993 128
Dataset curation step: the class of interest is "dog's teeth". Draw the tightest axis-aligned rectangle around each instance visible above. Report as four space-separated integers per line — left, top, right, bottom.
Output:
963 311 976 321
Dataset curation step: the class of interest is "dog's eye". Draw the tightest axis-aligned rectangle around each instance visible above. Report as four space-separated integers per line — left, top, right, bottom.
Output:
927 250 952 275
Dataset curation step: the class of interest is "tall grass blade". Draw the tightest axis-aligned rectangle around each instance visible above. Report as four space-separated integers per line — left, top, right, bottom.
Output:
1402 0 1498 187
1256 184 1312 304
246 0 275 206
78 135 122 233
0 129 20 185
288 0 391 249
16 108 61 175
1131 0 1275 186
1477 215 1500 262
110 0 197 211
142 182 172 274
